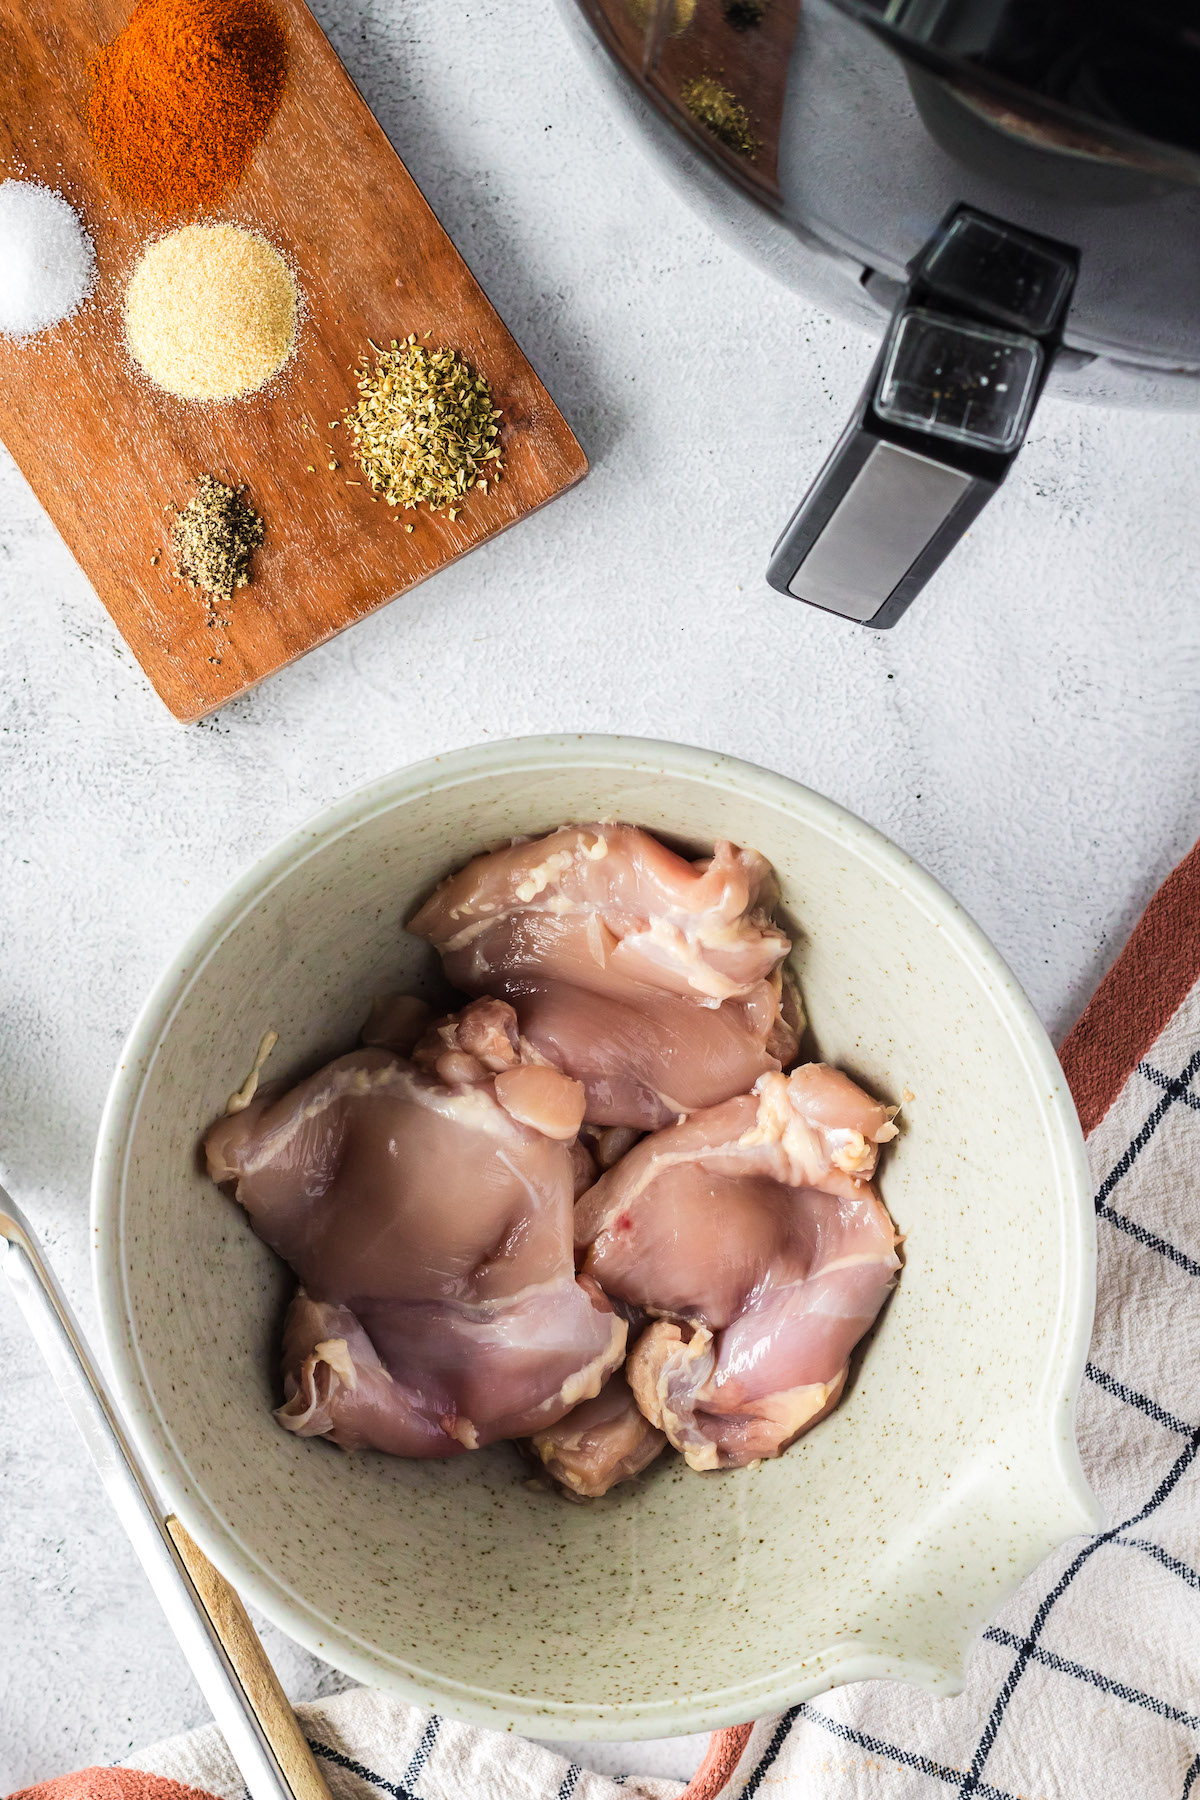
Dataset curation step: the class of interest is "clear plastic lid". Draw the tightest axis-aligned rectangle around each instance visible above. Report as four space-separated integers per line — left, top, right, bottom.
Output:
874 307 1043 452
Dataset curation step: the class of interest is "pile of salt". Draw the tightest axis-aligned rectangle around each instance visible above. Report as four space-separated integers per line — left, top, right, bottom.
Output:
0 181 96 338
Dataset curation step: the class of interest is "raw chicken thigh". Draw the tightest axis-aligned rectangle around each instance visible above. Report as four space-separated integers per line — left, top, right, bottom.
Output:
409 825 800 1130
575 1065 900 1470
206 823 903 1492
205 998 626 1458
529 1370 667 1498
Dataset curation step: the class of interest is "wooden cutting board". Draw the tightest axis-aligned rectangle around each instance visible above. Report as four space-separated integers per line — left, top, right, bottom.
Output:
0 0 587 720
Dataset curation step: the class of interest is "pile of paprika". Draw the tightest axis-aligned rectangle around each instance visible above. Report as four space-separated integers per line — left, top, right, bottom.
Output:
87 0 289 218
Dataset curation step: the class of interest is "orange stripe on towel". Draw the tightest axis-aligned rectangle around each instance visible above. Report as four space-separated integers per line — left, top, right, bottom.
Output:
1061 835 1200 1136
680 1723 755 1800
9 1769 221 1800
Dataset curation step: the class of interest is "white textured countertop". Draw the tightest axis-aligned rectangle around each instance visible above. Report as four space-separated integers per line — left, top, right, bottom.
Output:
4 0 1200 1790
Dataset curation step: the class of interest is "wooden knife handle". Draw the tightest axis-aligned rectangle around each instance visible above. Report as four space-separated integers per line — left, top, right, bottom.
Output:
166 1515 334 1800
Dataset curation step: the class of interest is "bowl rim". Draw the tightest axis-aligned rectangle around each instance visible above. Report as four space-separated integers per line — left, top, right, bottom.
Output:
92 732 1101 1739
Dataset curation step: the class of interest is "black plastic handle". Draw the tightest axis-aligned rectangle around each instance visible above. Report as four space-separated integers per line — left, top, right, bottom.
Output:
768 207 1078 628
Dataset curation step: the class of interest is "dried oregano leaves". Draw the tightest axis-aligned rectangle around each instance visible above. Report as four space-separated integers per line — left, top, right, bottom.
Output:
680 74 759 157
344 336 503 519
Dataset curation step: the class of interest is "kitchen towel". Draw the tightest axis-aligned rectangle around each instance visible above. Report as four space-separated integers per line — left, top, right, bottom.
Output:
12 837 1200 1800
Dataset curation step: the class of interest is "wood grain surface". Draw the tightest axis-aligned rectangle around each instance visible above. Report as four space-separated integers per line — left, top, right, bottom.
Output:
166 1514 335 1800
0 0 587 720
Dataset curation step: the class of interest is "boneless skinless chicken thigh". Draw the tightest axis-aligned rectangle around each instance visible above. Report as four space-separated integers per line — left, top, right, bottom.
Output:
408 824 801 1130
204 998 626 1458
205 823 901 1493
575 1065 900 1470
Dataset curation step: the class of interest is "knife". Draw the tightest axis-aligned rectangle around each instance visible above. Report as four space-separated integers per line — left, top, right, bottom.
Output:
0 1186 332 1800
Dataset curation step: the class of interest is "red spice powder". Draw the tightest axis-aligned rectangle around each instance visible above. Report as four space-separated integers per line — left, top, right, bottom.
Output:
87 0 289 218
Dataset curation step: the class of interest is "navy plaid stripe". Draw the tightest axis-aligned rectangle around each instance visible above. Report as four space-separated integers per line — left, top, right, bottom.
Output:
556 1762 582 1800
957 1427 1200 1795
739 1706 800 1798
1095 1049 1200 1207
1183 1754 1200 1800
402 1713 440 1785
307 1721 443 1800
1085 1361 1196 1435
309 1737 590 1800
984 1626 1200 1732
309 1740 418 1800
785 1704 1020 1800
1096 1200 1200 1280
1092 1052 1200 1278
1117 1534 1200 1594
403 1715 441 1790
1140 1062 1200 1113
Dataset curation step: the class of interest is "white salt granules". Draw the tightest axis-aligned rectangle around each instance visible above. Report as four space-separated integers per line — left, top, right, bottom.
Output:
0 181 96 338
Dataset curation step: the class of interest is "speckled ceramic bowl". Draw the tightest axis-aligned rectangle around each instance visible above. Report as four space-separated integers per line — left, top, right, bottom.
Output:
92 735 1100 1739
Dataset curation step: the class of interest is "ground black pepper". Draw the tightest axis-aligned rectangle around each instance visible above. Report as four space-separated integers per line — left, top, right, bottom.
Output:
171 475 264 602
